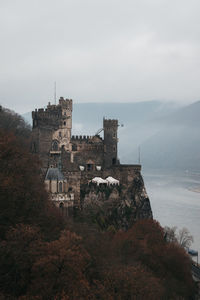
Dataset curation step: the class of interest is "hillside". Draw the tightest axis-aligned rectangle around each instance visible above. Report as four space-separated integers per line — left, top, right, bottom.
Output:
139 101 200 171
0 106 196 299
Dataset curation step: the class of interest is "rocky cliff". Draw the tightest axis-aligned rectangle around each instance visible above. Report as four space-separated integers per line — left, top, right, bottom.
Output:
79 174 152 231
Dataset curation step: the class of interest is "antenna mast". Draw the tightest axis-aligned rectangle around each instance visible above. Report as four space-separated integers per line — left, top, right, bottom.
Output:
54 82 56 105
138 146 141 164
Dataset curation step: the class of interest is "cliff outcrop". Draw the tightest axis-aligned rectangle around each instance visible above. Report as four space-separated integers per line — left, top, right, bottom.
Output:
79 174 152 231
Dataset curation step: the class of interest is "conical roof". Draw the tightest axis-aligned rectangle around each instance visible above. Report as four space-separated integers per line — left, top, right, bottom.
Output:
45 168 64 181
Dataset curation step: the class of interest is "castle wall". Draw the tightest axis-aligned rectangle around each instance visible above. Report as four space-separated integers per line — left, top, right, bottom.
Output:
70 135 104 170
32 127 53 171
79 164 141 187
62 171 81 206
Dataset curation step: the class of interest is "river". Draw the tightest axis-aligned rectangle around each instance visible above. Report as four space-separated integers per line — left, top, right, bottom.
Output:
143 170 200 254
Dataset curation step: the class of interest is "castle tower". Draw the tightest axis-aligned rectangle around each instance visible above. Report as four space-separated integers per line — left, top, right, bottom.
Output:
31 97 73 172
103 118 119 168
51 97 73 151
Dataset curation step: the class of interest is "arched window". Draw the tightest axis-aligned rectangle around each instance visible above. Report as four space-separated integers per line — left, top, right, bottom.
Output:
59 202 64 209
59 182 63 193
52 140 58 151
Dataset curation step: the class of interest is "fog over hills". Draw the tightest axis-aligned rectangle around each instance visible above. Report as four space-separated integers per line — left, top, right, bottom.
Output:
139 101 200 172
23 100 200 172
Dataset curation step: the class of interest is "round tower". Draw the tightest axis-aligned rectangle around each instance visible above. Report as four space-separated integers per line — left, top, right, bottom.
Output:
103 118 119 168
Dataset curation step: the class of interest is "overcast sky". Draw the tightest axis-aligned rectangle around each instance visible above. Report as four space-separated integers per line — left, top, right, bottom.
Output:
1 0 200 113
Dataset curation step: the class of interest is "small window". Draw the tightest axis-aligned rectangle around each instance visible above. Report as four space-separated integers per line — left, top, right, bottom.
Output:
113 133 116 138
64 112 66 115
113 146 116 152
112 158 116 165
64 121 66 125
52 141 58 151
59 182 62 193
87 164 93 171
72 144 77 151
59 202 64 209
59 132 62 137
68 187 72 192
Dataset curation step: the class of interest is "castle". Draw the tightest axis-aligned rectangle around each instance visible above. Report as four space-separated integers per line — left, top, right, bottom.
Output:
32 97 141 211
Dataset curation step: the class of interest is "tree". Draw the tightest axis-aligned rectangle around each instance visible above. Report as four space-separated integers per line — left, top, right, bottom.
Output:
0 128 64 240
177 227 194 249
102 265 164 300
0 224 41 297
164 226 178 243
0 106 31 140
164 226 193 249
29 230 93 300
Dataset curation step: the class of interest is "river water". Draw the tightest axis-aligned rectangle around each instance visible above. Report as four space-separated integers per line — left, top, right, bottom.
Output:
143 170 200 253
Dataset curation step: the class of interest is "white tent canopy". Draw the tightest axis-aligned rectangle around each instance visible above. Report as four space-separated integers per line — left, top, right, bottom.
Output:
106 176 120 185
90 176 120 186
91 177 108 186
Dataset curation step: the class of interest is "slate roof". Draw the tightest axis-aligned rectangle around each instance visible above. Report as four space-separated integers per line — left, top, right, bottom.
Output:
45 168 65 181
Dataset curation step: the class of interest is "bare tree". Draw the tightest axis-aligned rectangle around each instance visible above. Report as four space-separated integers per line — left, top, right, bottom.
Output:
177 227 193 249
164 226 193 249
164 226 178 243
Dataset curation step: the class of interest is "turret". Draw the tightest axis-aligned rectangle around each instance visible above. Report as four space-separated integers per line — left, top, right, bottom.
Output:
103 118 119 168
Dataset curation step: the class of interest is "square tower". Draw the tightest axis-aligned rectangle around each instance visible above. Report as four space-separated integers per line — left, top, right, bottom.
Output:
103 118 119 168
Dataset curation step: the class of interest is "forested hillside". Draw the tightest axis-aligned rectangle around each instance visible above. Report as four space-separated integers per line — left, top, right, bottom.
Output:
0 107 196 299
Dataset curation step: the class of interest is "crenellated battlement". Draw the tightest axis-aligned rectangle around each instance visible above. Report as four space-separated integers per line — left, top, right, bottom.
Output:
58 97 73 111
32 105 61 119
32 97 73 129
103 118 118 128
71 135 103 141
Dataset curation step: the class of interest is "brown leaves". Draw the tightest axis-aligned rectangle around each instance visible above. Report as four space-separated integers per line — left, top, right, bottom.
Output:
30 230 91 300
0 129 64 240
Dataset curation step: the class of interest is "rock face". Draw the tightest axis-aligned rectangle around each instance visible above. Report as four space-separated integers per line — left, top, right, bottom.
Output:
80 174 152 230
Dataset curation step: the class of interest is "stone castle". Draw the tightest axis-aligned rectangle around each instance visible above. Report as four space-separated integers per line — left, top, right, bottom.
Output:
32 97 143 213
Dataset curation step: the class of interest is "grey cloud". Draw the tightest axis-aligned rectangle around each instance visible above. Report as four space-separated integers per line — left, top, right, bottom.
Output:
1 0 200 113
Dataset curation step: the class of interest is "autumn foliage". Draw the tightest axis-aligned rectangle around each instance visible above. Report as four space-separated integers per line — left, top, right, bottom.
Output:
0 107 196 299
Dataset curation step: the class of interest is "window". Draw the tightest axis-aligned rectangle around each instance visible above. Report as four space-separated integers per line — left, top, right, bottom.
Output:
52 141 58 151
64 121 66 125
87 164 93 171
112 158 116 165
59 132 62 137
59 182 62 193
59 202 64 209
72 144 77 151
